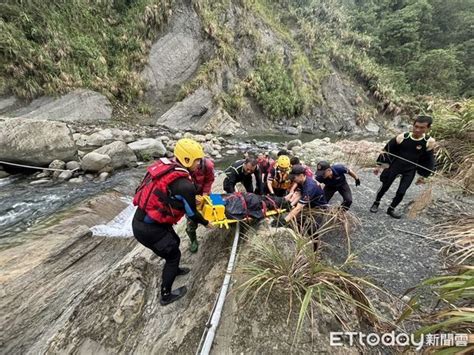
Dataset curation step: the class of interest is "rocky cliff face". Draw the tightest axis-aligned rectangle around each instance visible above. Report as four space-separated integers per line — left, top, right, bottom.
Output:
0 0 396 140
142 0 384 136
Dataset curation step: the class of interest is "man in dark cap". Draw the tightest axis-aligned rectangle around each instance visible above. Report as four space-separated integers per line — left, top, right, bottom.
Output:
315 161 360 210
281 165 326 224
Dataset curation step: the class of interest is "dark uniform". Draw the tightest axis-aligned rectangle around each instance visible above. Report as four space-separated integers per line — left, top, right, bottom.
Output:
316 164 353 210
223 160 263 194
374 132 435 209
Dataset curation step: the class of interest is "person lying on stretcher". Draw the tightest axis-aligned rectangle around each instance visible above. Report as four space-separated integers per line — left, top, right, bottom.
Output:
197 192 291 223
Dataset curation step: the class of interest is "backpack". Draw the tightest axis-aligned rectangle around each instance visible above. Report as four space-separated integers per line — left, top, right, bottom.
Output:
133 158 191 224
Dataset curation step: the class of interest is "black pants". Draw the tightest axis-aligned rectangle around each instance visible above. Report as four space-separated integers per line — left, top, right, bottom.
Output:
323 182 353 210
375 168 416 208
132 208 181 294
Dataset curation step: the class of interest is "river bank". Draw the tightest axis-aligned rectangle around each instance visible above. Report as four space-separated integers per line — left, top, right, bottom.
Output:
1 137 472 353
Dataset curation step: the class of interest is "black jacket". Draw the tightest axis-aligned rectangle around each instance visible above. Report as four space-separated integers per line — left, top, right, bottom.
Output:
223 160 263 194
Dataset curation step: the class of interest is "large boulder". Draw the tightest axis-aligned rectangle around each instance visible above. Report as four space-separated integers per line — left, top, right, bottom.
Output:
0 118 77 165
156 88 243 136
7 89 112 123
287 139 302 150
0 167 10 178
75 129 135 149
128 138 167 160
94 141 137 169
81 152 112 172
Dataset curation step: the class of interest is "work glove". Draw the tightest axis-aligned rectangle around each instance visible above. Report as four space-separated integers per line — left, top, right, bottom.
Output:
355 178 361 187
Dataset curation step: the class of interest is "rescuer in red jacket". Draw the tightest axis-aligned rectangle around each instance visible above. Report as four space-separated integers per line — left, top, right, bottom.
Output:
187 157 215 253
132 138 212 306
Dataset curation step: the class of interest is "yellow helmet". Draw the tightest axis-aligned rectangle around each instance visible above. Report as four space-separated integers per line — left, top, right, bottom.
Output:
174 138 204 168
277 155 291 170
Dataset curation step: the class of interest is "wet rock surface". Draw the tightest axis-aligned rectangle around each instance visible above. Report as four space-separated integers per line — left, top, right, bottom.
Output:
5 89 112 123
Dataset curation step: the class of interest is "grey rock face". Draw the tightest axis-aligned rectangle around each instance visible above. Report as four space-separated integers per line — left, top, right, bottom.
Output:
94 141 137 169
128 138 167 160
141 2 206 114
156 88 242 136
8 89 112 122
81 152 112 172
0 118 77 165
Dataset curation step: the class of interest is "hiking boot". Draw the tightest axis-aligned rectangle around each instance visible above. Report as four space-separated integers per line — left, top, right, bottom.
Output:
160 286 187 306
370 202 379 213
387 207 402 219
189 239 198 253
177 267 190 276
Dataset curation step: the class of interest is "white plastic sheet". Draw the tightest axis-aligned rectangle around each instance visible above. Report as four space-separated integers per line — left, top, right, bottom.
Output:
90 203 136 237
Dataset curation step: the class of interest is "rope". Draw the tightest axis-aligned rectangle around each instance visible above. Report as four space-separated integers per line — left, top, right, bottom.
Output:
379 151 473 194
0 160 79 172
196 223 241 355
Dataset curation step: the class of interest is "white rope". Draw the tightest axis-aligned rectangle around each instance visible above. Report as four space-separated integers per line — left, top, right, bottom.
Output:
0 160 79 172
197 223 241 355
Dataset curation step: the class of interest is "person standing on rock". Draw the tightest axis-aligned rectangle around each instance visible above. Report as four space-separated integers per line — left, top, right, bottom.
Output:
132 138 213 306
370 115 436 219
315 161 360 210
223 157 263 194
187 157 215 253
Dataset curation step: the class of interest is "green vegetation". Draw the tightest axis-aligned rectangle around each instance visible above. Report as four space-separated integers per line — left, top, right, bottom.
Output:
0 0 173 101
431 100 474 186
247 53 309 119
398 217 473 353
347 0 473 98
238 209 385 341
184 0 329 119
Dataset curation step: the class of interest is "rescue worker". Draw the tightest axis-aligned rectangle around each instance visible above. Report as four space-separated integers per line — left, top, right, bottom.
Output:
223 157 263 194
315 161 360 210
187 156 215 253
272 165 327 251
289 157 314 178
267 155 292 197
257 152 273 193
286 156 314 206
132 138 212 306
283 165 327 224
370 115 436 219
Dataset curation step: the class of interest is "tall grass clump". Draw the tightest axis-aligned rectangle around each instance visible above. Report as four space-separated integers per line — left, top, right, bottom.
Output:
0 0 173 101
237 207 385 342
431 100 474 188
433 215 474 266
398 217 474 353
